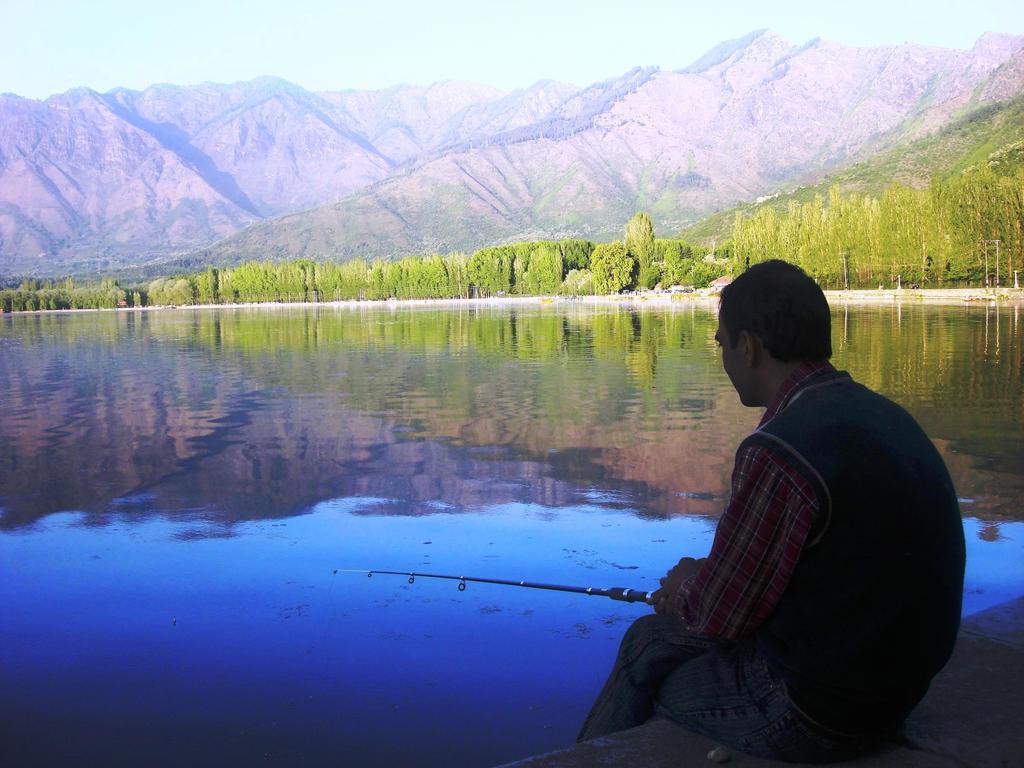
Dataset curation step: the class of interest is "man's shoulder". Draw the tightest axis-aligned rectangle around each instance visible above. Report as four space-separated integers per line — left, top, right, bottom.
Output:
744 374 916 469
779 372 913 426
751 370 947 492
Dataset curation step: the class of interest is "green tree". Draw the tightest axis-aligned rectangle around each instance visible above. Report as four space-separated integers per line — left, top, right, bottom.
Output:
444 253 469 298
559 269 594 296
196 267 220 304
688 260 720 288
560 240 594 271
658 239 694 286
591 242 634 294
520 243 564 295
625 212 658 288
511 243 533 293
468 247 514 296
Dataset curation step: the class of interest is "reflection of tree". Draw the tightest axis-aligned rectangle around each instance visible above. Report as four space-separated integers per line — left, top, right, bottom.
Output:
0 306 737 529
833 303 1024 509
624 311 662 390
978 521 1004 542
1 303 1021 530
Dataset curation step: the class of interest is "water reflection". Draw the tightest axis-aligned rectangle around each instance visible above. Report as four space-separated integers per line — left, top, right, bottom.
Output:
1 302 1022 529
0 306 736 529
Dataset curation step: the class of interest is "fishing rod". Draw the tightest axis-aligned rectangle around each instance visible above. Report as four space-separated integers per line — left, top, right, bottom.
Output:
334 569 655 604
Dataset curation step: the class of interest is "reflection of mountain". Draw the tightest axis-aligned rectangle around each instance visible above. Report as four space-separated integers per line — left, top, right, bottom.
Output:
1 303 1020 530
0 307 744 529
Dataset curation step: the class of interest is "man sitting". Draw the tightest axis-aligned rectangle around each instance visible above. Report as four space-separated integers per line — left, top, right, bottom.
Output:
578 260 965 762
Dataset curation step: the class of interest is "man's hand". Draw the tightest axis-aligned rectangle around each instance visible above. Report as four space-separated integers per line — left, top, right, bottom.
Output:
651 557 706 615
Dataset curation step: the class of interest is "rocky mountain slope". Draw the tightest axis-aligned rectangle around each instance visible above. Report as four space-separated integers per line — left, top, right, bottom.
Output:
1 30 1022 276
0 76 576 274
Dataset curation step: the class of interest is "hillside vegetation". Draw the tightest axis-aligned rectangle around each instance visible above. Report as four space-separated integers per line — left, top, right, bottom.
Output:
683 95 1024 242
6 134 1023 312
720 98 1024 288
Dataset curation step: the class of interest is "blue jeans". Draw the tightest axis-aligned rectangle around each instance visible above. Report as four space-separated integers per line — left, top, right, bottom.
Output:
578 615 881 763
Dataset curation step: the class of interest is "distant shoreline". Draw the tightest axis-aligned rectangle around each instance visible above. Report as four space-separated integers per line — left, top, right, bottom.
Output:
3 287 1023 317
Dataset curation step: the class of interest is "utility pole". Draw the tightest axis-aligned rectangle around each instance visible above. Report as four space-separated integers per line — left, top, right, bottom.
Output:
842 251 849 290
982 240 990 288
982 240 1001 289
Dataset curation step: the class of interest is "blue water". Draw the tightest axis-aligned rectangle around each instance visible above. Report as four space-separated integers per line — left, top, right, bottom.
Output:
1 303 1022 766
0 501 713 766
2 502 1019 767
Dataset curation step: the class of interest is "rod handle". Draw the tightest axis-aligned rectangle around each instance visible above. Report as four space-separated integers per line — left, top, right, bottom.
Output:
609 588 655 604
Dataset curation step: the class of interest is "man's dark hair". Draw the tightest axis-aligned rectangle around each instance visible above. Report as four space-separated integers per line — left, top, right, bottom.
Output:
719 260 832 361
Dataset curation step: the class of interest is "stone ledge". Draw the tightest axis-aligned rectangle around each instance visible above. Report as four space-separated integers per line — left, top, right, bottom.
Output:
498 598 1024 768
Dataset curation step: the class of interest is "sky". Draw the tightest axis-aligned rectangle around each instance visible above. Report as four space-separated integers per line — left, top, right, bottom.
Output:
2 0 1023 99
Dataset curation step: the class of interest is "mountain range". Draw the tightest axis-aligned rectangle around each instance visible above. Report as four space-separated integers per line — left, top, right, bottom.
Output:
1 29 1022 277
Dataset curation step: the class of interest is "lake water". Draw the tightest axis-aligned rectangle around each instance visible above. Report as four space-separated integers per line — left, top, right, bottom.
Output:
1 301 1022 767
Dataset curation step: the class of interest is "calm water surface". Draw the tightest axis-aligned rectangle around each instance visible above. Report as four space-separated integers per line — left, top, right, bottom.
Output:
1 302 1022 767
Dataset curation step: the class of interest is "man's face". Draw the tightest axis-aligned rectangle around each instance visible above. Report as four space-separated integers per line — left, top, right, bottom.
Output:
715 318 756 406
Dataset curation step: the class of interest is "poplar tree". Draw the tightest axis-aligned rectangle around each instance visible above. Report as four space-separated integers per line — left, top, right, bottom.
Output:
625 212 658 288
591 242 635 294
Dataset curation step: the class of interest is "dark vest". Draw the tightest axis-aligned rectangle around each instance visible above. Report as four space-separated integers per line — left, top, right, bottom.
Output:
745 371 965 735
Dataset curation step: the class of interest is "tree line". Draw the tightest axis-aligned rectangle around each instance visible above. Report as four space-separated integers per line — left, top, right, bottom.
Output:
0 278 143 313
730 165 1024 288
2 224 726 311
5 157 1020 314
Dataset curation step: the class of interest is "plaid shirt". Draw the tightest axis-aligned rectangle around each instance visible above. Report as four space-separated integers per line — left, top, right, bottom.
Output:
669 360 836 640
